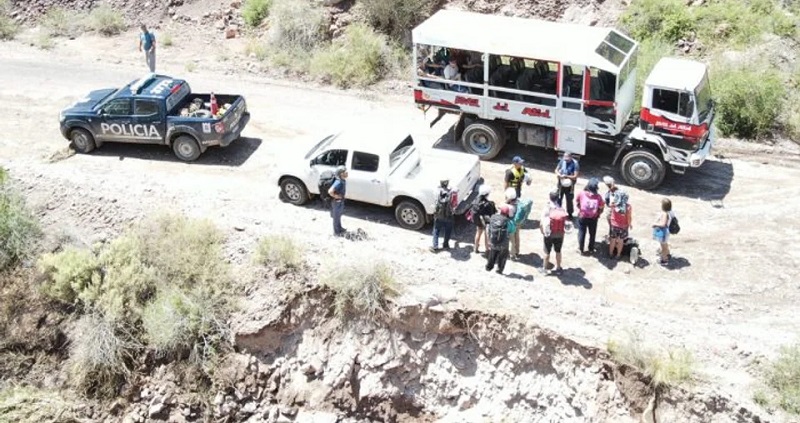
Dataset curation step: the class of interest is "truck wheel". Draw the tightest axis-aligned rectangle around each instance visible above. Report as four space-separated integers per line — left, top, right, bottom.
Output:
461 120 506 160
394 200 426 230
70 128 95 154
280 177 309 206
172 135 201 162
620 149 666 190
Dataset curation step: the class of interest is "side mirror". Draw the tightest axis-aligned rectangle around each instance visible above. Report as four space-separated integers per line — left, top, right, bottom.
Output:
97 109 105 116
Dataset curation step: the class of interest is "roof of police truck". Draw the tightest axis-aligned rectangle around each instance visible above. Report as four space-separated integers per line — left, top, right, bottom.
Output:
645 58 708 91
412 10 637 73
125 74 187 99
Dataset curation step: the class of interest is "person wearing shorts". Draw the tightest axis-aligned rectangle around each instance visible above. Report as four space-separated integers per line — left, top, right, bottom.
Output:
608 190 632 259
652 197 674 266
540 191 567 275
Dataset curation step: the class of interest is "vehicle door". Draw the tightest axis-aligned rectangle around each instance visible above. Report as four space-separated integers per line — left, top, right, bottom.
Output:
347 151 387 204
132 99 166 144
555 64 587 155
309 148 348 194
95 98 133 143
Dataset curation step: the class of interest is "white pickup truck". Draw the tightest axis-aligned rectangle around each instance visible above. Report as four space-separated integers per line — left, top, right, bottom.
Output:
274 127 482 230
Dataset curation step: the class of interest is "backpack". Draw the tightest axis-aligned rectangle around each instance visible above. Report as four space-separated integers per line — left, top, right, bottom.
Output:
470 198 496 224
668 214 680 235
579 194 600 218
488 214 509 246
513 198 533 225
434 189 454 220
547 206 568 237
318 171 336 207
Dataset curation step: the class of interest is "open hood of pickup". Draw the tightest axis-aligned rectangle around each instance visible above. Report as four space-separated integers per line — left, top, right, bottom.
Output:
62 88 117 114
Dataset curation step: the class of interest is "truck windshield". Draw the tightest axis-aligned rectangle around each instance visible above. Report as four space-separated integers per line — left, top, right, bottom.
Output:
304 134 336 159
165 83 191 113
389 135 415 168
695 74 713 123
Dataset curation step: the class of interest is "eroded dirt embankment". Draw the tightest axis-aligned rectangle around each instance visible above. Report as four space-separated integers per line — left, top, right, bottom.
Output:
226 287 764 423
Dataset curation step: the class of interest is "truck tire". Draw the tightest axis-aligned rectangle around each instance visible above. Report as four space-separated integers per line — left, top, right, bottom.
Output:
70 128 95 154
461 120 506 160
280 177 309 206
172 135 202 162
394 200 426 230
620 149 666 190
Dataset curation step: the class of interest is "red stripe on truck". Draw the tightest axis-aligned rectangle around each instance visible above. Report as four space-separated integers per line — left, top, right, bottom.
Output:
640 108 707 143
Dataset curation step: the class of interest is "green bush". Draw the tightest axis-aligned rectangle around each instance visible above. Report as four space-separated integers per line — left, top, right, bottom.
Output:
321 261 398 321
161 33 173 47
359 0 435 41
621 0 695 43
87 5 126 36
0 182 41 272
712 63 783 139
40 7 84 38
765 344 800 414
243 0 271 28
38 247 102 305
311 23 390 88
67 313 131 396
255 234 303 274
0 386 80 423
0 0 17 40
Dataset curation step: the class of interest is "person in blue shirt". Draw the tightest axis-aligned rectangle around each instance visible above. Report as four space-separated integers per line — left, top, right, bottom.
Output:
327 166 348 236
554 152 580 219
139 24 156 72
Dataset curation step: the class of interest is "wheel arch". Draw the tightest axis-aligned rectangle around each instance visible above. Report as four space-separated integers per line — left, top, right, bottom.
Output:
392 196 431 225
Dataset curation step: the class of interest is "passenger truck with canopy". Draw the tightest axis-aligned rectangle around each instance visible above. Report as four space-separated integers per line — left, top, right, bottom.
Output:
412 10 716 189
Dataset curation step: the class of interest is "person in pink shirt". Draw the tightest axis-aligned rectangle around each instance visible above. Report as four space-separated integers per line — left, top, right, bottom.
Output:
575 178 604 255
608 190 632 259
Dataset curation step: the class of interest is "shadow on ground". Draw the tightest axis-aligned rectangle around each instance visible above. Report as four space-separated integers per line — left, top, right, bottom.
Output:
86 137 262 166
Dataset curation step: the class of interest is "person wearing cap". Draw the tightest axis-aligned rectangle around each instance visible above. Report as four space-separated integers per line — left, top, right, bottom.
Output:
430 179 456 252
555 152 580 219
328 166 348 236
602 175 618 207
470 184 497 254
575 178 605 255
504 156 531 200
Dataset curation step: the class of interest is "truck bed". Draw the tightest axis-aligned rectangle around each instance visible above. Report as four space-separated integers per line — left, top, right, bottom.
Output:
169 94 241 119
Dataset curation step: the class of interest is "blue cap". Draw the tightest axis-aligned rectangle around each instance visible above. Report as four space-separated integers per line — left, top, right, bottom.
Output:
512 156 524 164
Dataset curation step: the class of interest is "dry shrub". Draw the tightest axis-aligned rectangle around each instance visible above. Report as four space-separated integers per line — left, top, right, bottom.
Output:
764 344 800 414
38 247 101 306
86 5 126 36
268 0 325 50
0 386 81 423
40 7 83 38
608 329 694 389
67 313 131 396
359 0 435 42
255 234 303 274
0 176 41 272
243 0 271 28
311 23 391 88
0 0 18 40
321 261 398 321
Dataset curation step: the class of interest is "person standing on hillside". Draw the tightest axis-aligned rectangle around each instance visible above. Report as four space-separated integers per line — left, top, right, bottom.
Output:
139 24 156 72
555 152 580 219
471 184 496 254
504 156 531 200
430 180 456 252
540 190 569 275
608 190 632 259
485 205 516 274
575 178 604 255
652 197 675 266
328 166 348 237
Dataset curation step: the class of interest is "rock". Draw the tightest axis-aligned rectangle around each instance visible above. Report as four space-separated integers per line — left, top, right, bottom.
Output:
148 403 167 420
231 0 241 8
225 27 238 39
279 405 298 417
216 20 226 30
321 0 346 4
213 392 225 406
242 402 258 414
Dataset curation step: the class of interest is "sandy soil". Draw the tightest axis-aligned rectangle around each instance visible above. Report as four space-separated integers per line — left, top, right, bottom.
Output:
1 29 799 421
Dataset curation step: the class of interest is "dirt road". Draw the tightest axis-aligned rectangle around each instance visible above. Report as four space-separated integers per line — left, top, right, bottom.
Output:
1 37 799 418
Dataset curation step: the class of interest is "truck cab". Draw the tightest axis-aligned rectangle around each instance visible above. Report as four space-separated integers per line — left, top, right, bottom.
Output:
60 73 249 161
411 10 716 190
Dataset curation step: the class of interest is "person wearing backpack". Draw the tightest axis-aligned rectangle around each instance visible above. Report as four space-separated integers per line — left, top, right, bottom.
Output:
652 197 677 267
575 178 604 255
510 195 533 260
430 180 455 252
608 190 632 259
485 205 516 274
554 152 580 219
327 166 348 237
317 170 337 209
471 185 496 254
539 191 568 275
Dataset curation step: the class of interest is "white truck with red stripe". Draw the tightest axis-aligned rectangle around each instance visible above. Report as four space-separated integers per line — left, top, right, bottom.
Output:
412 10 716 189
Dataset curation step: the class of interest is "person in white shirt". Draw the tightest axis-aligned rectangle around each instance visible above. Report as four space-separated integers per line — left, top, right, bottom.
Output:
443 58 468 93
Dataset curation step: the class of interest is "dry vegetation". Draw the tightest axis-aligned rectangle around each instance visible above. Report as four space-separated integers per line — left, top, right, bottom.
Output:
757 344 800 414
321 261 399 322
607 329 695 390
0 0 18 40
40 5 125 40
255 234 304 274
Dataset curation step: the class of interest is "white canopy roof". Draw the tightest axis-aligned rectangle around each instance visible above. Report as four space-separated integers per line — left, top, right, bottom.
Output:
645 57 708 91
412 9 636 73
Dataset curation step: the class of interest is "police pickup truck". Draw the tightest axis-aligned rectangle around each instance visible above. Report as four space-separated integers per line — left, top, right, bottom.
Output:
59 73 249 161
